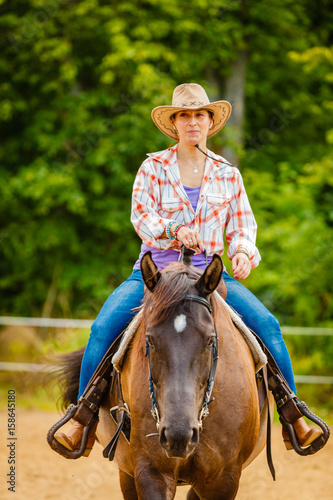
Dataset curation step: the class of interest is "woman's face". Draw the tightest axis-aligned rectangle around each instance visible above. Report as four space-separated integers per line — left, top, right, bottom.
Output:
172 109 213 146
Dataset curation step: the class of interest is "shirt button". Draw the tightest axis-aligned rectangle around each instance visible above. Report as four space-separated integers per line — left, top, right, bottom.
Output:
200 194 204 198
209 176 212 180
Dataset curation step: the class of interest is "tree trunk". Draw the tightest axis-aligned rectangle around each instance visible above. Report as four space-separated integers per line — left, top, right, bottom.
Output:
223 49 248 164
206 49 248 165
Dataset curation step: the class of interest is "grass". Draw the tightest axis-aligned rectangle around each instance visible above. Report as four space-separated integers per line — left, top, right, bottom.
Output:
0 326 88 411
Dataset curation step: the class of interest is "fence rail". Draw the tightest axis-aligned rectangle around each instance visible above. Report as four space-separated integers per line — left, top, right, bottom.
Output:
0 316 93 328
282 326 333 336
0 362 332 384
1 316 333 335
0 362 55 373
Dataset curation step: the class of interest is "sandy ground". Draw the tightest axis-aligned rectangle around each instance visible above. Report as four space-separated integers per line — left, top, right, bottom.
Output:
0 409 332 500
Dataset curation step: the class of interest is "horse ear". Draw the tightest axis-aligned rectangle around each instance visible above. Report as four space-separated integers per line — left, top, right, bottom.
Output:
195 254 223 296
140 251 162 292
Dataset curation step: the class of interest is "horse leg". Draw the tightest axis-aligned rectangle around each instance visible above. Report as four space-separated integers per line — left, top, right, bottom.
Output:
187 488 200 500
134 465 176 500
193 467 241 500
119 469 138 500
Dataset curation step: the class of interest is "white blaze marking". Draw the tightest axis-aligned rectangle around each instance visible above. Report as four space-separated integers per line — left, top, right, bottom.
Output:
174 314 187 333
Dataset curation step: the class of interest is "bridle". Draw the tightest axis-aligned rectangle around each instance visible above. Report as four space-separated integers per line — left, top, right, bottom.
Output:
145 293 219 431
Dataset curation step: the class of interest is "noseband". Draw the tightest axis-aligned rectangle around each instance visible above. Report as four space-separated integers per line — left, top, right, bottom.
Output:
145 294 219 430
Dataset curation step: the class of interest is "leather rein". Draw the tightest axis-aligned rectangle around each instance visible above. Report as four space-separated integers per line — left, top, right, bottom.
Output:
145 293 219 431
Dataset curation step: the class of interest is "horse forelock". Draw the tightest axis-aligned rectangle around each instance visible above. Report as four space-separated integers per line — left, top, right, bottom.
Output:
141 262 203 328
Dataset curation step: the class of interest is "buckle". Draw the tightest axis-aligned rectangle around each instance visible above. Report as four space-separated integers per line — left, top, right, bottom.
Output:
89 402 98 411
268 373 283 390
96 377 108 392
80 397 98 412
277 395 288 408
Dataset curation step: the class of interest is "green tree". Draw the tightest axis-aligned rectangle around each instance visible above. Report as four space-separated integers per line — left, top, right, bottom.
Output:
0 0 332 329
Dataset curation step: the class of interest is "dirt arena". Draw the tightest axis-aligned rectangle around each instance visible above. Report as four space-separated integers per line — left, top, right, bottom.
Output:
0 409 332 500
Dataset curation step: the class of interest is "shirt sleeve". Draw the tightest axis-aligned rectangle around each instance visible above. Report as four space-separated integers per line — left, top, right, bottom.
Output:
130 159 176 250
225 171 261 268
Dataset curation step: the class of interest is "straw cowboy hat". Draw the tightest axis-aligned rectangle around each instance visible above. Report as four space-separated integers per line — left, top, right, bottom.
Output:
151 83 232 140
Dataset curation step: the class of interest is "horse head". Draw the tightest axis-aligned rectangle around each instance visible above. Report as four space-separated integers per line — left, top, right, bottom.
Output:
140 251 223 459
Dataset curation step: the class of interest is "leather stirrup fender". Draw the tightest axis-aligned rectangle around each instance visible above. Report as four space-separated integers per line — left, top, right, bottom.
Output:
250 328 330 455
47 327 128 459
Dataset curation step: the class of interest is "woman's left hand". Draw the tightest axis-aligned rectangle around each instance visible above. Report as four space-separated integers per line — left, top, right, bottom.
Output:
232 253 251 280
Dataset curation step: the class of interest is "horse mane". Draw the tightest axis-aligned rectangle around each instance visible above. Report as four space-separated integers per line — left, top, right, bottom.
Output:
141 262 206 328
210 292 229 326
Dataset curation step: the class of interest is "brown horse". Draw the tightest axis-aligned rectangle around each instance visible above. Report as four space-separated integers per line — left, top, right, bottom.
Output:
89 252 272 500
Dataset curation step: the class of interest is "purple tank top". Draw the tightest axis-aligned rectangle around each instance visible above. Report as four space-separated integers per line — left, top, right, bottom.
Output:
133 185 215 271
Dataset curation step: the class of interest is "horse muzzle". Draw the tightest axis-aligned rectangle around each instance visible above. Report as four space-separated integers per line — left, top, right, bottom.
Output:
159 424 199 459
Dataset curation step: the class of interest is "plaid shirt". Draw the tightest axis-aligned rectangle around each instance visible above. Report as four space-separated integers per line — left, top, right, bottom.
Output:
131 144 261 268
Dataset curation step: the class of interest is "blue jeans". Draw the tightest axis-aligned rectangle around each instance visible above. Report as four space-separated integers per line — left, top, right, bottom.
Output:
78 269 296 398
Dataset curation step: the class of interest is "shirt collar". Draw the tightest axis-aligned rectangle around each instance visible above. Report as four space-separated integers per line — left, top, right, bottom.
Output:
147 144 178 169
147 144 225 170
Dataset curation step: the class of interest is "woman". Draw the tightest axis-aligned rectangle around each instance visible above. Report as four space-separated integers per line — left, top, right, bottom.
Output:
54 83 322 456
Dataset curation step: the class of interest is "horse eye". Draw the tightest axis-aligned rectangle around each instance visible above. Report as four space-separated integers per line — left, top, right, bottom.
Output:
146 336 154 347
207 337 216 348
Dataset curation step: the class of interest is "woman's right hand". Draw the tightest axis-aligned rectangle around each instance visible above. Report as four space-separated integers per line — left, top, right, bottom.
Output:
174 226 205 253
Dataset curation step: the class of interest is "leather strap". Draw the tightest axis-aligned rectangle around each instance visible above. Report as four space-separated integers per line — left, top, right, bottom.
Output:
262 365 275 481
248 327 302 421
75 376 108 426
73 327 128 425
103 371 131 461
184 294 213 314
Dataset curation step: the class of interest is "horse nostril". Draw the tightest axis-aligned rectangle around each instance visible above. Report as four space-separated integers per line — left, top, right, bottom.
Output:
159 425 199 457
189 427 199 447
159 427 168 448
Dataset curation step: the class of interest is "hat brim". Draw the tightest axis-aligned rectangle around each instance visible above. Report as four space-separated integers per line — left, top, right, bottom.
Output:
151 101 232 140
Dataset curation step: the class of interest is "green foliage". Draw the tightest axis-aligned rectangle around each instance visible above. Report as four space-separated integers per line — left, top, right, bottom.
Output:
243 159 333 327
0 0 332 339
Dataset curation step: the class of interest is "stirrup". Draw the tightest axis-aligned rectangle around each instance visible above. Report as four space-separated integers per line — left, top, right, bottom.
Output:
47 352 113 459
279 401 330 456
260 341 330 456
47 404 97 459
248 326 330 456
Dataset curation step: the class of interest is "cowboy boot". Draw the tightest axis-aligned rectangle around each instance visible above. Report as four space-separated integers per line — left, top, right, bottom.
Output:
282 417 323 450
268 370 325 452
247 327 329 455
54 419 98 457
48 375 109 459
53 375 109 457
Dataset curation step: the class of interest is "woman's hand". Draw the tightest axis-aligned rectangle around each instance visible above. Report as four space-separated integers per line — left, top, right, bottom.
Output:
175 226 205 252
232 253 251 280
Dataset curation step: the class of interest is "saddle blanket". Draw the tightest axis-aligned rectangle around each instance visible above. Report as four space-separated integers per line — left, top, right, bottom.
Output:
112 292 267 373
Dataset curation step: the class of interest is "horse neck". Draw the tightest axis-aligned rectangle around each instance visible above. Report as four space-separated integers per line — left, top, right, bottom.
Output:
212 294 255 370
